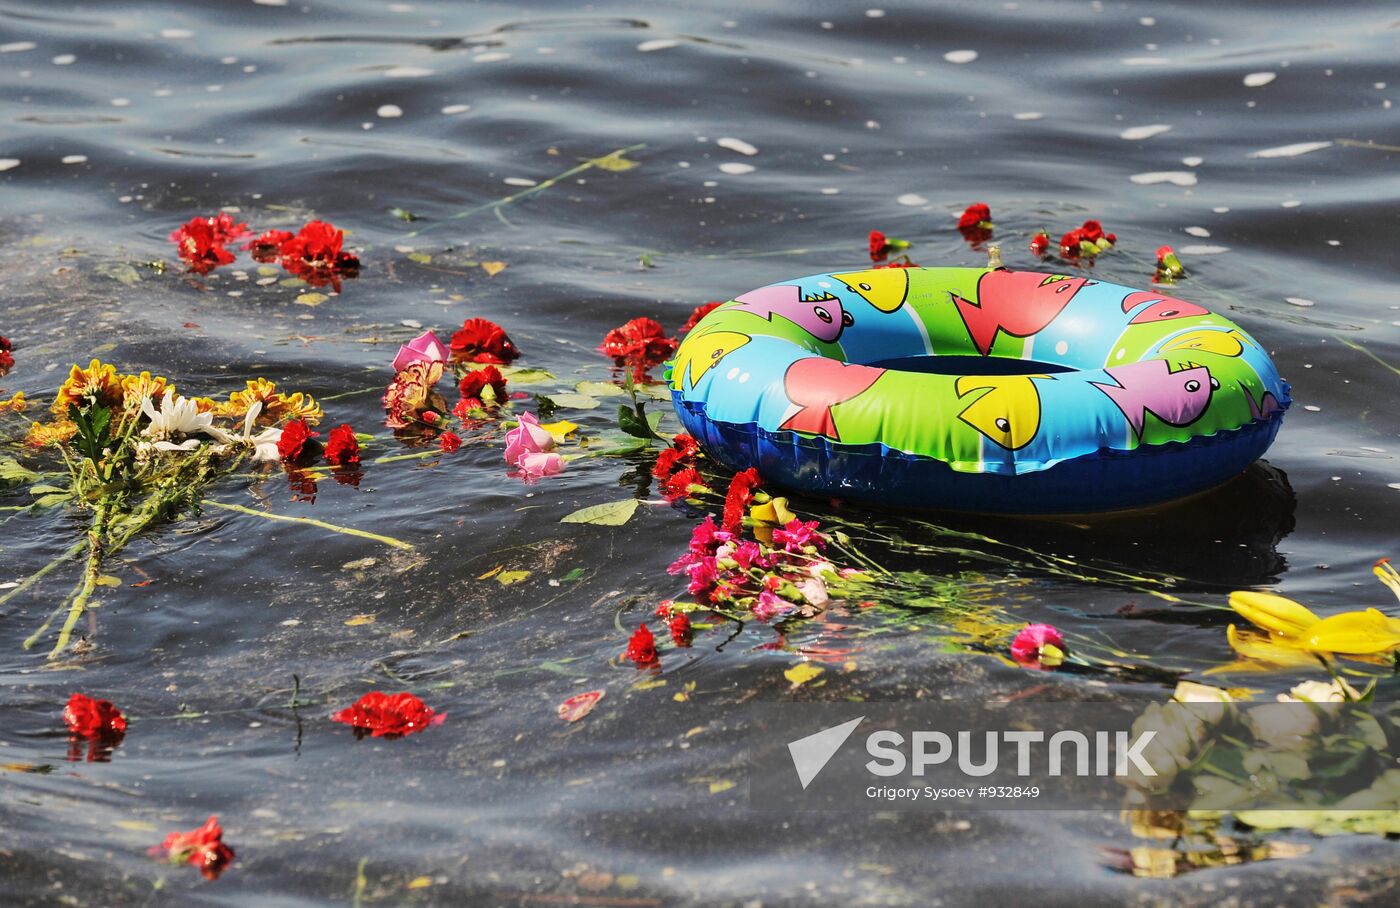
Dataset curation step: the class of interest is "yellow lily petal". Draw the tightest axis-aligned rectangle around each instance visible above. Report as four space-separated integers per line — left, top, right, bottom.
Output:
1228 591 1320 638
1226 624 1320 667
1038 643 1065 667
749 496 797 526
538 420 578 442
1374 559 1400 604
1304 608 1400 655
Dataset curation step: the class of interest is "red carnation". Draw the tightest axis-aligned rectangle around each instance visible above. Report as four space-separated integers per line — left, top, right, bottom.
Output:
154 816 235 881
322 423 359 466
458 364 508 406
869 229 889 260
172 217 236 274
438 430 462 452
280 220 360 288
0 335 12 376
331 690 444 738
599 317 676 380
63 692 127 737
625 624 657 665
664 465 705 502
669 611 692 646
276 418 319 462
245 228 294 263
680 301 723 334
721 467 762 533
450 317 520 364
957 203 992 230
1029 230 1052 256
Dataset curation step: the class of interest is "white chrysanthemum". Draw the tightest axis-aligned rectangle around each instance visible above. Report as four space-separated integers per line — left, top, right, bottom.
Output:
203 400 283 462
140 390 214 452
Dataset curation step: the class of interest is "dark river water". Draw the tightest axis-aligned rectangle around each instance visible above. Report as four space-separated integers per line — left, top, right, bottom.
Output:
2 1 1398 905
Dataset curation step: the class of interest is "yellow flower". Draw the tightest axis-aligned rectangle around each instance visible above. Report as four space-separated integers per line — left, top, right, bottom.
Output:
51 359 123 415
26 419 77 448
1303 609 1400 655
1227 590 1320 638
0 391 26 412
120 371 173 410
1228 561 1400 657
1224 625 1318 668
219 378 323 425
750 496 797 526
1374 559 1400 602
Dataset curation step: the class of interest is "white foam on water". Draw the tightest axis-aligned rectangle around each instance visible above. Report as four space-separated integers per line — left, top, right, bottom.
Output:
1182 156 1204 166
376 104 403 118
1012 111 1043 120
0 159 20 171
944 49 978 64
504 177 537 187
716 137 758 156
440 104 471 115
719 162 756 175
1130 171 1197 186
1248 141 1332 158
1119 124 1171 140
637 39 678 52
1184 226 1210 237
1179 244 1230 254
896 193 928 206
1285 297 1315 307
385 66 433 78
1243 72 1276 87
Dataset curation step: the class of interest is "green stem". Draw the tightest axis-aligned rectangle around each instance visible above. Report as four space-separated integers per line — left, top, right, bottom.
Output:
204 500 415 550
0 539 85 610
21 574 86 651
403 144 645 238
47 499 109 658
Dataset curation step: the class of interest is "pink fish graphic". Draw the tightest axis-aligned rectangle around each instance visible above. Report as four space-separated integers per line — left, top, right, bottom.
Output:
731 284 852 343
778 358 885 439
1121 290 1210 324
1243 385 1284 420
1091 359 1216 439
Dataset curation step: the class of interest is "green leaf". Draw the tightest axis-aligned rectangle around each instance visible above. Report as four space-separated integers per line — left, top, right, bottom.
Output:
0 458 39 487
96 262 142 287
391 207 419 222
31 493 71 509
618 403 662 440
588 150 640 172
70 404 112 463
407 252 432 265
547 392 600 410
560 499 640 526
28 484 66 495
576 380 624 398
560 567 586 582
500 367 556 386
496 570 531 586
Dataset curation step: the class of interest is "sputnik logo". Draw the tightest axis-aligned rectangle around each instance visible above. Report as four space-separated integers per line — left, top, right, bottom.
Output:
787 716 865 790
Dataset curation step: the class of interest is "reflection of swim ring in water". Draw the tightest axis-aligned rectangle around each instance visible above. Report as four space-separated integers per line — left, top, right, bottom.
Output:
668 267 1291 514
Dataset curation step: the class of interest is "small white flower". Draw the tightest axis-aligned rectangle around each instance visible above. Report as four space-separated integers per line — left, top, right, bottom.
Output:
141 391 214 450
203 401 283 461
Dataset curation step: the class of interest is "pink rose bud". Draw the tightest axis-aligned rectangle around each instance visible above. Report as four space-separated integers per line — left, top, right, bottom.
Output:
504 411 557 466
516 451 564 479
392 330 450 373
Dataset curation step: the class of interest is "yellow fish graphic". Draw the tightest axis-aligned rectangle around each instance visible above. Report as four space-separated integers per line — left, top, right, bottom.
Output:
1160 328 1250 358
669 330 752 391
832 268 910 313
955 375 1048 450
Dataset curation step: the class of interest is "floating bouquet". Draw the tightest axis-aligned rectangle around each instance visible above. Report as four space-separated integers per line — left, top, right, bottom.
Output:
1 360 376 659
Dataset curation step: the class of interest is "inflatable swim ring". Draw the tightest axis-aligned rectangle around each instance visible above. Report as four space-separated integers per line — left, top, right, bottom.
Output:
667 267 1290 514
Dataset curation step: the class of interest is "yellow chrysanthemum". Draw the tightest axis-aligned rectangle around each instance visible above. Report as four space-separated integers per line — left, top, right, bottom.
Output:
0 391 26 413
219 378 323 425
26 418 77 448
51 359 124 415
191 396 218 414
120 371 173 410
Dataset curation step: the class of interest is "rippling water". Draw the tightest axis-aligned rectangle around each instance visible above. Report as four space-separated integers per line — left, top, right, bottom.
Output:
2 1 1399 904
